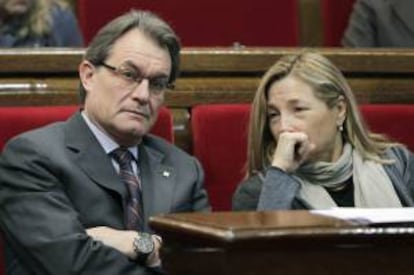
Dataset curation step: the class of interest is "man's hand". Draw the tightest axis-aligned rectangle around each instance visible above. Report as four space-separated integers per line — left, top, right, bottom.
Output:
86 226 162 267
146 234 162 267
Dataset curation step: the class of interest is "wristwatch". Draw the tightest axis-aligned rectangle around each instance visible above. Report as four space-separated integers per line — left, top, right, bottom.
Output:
133 232 155 263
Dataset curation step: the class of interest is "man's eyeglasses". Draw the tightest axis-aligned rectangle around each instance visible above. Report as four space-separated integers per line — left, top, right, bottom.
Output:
99 62 174 95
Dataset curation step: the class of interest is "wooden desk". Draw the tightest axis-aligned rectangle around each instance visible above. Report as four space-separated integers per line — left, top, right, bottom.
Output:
150 211 414 275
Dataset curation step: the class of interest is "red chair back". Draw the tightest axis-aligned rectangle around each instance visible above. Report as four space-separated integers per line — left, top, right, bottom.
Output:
77 0 299 46
0 105 174 151
192 104 250 211
0 105 77 150
321 0 356 46
151 106 174 143
360 104 414 151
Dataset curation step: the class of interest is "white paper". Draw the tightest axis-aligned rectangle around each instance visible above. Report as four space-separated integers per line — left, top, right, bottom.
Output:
311 207 414 224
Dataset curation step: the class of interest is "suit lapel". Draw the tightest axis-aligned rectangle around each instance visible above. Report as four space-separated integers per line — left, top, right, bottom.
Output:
391 0 414 34
64 113 128 201
139 141 175 226
63 114 175 229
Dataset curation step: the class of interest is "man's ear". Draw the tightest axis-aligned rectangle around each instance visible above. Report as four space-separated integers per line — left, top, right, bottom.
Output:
336 95 347 125
79 60 95 93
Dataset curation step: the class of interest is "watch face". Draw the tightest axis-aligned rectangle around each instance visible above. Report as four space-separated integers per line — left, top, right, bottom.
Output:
135 233 154 254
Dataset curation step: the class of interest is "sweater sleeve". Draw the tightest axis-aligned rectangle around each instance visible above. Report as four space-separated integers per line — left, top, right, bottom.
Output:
257 167 300 210
386 146 414 205
233 167 301 211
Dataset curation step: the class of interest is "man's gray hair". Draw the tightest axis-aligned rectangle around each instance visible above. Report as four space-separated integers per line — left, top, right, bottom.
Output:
79 9 180 103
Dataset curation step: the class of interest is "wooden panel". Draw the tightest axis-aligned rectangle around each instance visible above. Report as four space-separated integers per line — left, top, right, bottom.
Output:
298 0 323 46
180 48 414 74
350 78 414 104
0 48 83 74
1 79 413 107
1 48 414 152
2 48 414 74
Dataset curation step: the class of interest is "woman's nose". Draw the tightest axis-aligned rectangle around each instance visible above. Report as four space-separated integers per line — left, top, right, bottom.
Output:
279 114 295 132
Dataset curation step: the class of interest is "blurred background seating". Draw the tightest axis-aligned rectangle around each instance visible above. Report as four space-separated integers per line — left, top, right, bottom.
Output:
77 0 299 47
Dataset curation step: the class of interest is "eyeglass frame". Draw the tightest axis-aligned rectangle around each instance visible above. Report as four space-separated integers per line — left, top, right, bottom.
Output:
97 62 175 96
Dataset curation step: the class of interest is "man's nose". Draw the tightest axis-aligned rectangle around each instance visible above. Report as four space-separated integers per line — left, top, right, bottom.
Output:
131 79 150 103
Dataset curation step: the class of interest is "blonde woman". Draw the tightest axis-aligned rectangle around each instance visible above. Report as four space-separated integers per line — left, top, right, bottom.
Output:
0 0 83 47
233 52 414 210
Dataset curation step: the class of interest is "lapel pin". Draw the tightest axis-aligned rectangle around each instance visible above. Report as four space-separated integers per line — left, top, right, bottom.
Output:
162 170 170 178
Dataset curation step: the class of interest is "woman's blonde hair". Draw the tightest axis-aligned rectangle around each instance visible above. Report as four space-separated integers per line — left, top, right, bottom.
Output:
247 51 398 177
17 0 68 38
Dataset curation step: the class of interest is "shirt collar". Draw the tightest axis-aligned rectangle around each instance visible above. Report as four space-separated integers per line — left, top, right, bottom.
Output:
81 111 138 160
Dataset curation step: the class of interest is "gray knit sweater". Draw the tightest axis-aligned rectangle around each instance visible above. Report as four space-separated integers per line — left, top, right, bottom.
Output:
232 146 414 210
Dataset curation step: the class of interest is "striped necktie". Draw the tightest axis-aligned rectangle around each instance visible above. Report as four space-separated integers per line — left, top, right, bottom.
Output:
111 147 143 230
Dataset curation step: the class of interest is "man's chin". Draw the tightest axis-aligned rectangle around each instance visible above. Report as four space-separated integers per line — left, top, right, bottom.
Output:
127 125 145 133
118 119 154 139
115 130 146 146
128 126 149 138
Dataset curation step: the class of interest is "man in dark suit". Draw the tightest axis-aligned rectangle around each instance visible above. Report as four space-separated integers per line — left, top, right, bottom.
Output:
342 0 414 47
0 10 210 275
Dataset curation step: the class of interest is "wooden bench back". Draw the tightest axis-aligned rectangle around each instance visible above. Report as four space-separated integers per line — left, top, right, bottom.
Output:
1 48 414 152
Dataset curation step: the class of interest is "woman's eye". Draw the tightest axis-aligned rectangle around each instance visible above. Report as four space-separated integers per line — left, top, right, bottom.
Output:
295 106 307 112
268 112 280 119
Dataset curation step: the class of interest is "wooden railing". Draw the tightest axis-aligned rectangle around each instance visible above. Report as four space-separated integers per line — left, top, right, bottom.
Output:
1 48 414 152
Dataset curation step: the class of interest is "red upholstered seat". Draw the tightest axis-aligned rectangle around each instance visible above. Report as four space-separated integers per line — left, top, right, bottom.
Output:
0 105 174 151
321 0 356 46
149 106 174 143
77 0 299 46
191 104 251 211
0 105 78 150
361 104 414 151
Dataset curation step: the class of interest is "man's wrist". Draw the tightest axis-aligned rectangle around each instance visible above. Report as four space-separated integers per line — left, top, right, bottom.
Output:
133 232 155 263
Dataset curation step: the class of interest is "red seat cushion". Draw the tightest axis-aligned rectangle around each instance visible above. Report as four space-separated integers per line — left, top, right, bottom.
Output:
192 104 250 211
0 105 173 151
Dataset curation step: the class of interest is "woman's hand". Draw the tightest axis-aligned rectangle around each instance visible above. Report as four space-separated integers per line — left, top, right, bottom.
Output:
271 131 315 172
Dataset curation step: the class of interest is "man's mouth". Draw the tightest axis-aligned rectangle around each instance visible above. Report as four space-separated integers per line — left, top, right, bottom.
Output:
124 109 150 120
